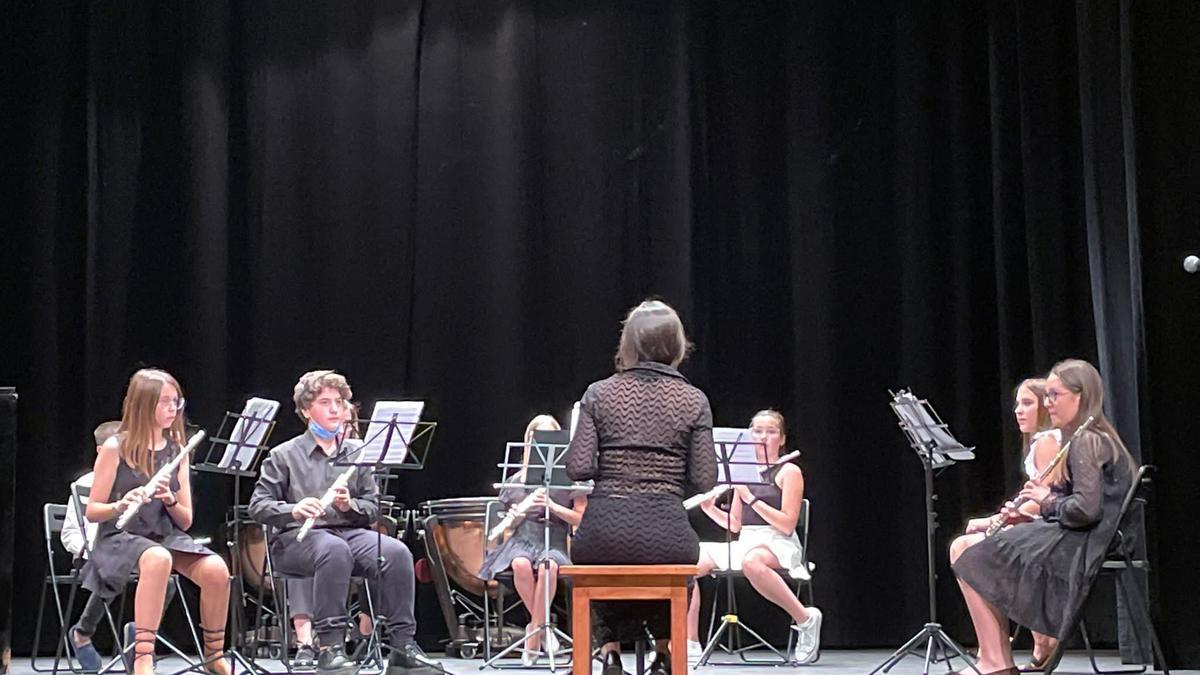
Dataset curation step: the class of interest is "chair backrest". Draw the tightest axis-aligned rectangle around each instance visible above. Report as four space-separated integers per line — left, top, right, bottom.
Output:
1109 465 1153 559
42 503 73 574
482 498 505 552
70 483 93 552
795 498 811 550
43 503 68 538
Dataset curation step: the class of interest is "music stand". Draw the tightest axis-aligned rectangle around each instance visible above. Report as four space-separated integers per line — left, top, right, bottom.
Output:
693 429 788 665
480 431 589 672
189 398 280 675
330 401 441 673
870 390 979 675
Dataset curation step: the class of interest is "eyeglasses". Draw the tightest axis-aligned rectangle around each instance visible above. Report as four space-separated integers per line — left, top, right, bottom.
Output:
159 398 186 411
1043 389 1073 403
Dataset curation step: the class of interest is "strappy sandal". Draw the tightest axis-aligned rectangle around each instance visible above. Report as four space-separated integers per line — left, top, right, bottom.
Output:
1019 653 1050 672
199 625 231 675
125 626 157 675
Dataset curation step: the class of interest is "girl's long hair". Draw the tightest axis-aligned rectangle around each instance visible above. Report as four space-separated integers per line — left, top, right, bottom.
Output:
117 369 185 477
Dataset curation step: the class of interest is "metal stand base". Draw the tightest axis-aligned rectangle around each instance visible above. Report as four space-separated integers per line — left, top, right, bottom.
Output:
870 622 979 675
480 622 573 671
697 614 790 666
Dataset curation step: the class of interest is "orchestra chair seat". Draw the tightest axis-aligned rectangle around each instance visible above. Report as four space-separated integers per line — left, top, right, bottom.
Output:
559 564 697 675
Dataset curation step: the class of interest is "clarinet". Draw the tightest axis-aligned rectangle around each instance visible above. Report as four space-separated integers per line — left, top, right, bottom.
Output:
984 416 1095 537
116 431 206 530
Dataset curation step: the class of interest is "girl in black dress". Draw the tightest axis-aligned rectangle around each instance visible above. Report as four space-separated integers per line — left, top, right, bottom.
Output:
950 360 1136 675
84 369 232 675
566 300 717 675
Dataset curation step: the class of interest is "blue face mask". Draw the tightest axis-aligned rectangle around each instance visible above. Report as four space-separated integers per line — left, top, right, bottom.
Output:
308 420 340 441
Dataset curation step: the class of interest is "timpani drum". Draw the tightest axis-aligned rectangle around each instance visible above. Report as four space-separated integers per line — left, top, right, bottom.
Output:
419 497 496 597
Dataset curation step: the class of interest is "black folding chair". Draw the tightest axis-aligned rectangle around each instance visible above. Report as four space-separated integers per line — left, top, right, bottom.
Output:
1045 466 1171 675
33 488 203 675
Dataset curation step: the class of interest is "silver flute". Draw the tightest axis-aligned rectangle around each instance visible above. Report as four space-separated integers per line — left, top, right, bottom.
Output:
296 466 357 542
116 430 206 530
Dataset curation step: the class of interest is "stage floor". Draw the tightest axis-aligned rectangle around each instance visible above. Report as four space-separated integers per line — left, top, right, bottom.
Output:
11 650 1190 675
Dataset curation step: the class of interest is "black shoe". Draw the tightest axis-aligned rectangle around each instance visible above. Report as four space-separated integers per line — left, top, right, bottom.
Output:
602 651 623 675
294 644 317 668
316 644 358 675
69 625 102 673
387 643 442 674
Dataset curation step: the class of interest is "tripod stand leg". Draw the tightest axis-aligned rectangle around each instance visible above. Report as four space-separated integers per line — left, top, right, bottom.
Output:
732 620 790 663
937 629 979 674
697 619 730 666
871 627 935 674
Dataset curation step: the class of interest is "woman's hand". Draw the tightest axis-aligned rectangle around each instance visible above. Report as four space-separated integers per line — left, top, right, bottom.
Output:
527 488 548 509
734 485 754 503
964 516 998 534
1019 479 1051 505
150 473 174 503
117 487 149 513
999 500 1034 526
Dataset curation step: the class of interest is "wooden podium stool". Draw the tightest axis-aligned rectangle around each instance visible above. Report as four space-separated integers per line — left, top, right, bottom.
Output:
559 565 697 675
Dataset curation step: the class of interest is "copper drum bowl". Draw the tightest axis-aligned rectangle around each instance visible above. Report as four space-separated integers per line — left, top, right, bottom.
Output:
419 497 500 597
218 507 272 594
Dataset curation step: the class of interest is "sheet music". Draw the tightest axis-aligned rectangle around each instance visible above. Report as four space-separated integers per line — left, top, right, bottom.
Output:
219 397 280 469
713 426 768 484
892 392 975 464
495 439 591 499
359 400 424 465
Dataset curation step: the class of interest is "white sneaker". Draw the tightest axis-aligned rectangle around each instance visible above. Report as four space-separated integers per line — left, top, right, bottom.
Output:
686 640 703 661
791 607 823 664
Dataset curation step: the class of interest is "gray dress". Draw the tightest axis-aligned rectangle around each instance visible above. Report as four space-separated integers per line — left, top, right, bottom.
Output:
478 486 572 580
82 441 215 601
953 429 1133 638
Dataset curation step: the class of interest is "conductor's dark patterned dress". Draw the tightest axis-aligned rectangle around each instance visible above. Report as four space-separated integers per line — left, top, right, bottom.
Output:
566 361 717 643
82 440 214 601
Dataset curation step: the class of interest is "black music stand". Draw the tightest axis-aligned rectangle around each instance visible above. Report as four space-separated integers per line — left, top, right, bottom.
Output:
330 402 441 674
186 398 281 675
870 390 979 675
694 431 786 666
480 431 588 672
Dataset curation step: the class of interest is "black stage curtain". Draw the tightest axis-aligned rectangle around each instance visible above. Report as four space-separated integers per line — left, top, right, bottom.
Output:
5 0 1198 662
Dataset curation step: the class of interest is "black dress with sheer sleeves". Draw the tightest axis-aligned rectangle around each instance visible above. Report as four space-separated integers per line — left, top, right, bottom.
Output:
565 361 717 644
952 429 1134 638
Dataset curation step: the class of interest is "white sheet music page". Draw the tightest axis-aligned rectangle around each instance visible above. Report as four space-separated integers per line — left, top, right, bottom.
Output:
219 397 281 469
712 426 767 484
360 400 424 465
